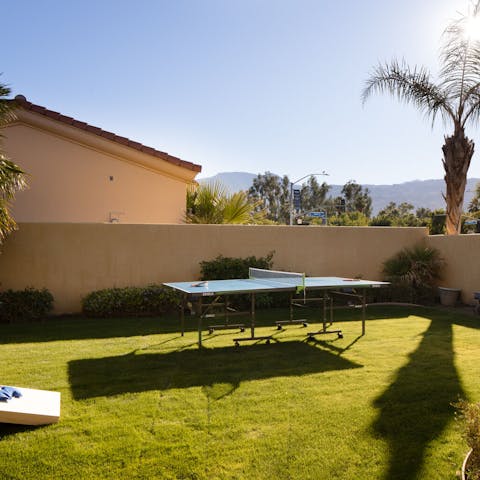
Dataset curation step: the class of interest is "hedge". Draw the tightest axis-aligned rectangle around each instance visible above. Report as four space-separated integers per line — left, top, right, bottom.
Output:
82 284 181 318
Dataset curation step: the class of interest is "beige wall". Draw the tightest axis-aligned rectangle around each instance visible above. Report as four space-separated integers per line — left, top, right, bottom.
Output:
0 223 427 313
426 234 480 304
3 112 197 224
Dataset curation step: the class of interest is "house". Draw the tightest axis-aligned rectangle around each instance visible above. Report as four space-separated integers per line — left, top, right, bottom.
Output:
2 95 201 224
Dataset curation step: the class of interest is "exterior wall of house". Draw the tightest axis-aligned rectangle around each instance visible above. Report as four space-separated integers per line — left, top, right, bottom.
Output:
2 111 198 224
0 223 428 313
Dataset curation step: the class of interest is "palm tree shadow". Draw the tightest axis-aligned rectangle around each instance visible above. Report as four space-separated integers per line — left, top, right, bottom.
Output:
372 318 465 480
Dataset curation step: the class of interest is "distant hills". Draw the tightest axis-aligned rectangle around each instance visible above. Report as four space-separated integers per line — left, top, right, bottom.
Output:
198 171 480 215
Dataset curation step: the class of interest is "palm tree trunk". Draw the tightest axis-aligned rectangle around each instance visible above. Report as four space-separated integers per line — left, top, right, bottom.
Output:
442 128 474 235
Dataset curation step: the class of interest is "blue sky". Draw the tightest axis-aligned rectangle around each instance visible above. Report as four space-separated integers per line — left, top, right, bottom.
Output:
4 0 479 185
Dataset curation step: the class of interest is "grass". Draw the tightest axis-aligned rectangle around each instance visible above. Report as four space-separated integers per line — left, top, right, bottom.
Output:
1 305 480 479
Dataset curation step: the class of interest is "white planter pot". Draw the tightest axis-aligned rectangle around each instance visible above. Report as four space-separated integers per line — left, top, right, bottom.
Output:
438 287 461 306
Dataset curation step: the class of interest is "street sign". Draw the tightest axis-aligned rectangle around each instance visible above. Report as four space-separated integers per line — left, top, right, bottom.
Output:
293 189 301 209
307 211 326 218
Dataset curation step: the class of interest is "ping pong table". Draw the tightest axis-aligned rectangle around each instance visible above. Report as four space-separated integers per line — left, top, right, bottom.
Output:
164 268 388 348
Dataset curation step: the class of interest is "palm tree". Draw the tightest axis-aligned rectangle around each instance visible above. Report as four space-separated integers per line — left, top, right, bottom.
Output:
0 82 26 243
186 181 265 224
363 2 480 235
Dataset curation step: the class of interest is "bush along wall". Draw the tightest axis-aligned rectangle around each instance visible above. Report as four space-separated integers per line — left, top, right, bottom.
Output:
0 288 54 323
199 252 290 309
82 285 181 318
382 244 445 304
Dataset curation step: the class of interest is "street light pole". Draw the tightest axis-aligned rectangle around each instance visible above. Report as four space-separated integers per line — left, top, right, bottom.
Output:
289 171 329 225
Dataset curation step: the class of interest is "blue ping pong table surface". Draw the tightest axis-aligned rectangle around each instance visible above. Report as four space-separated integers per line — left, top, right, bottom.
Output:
164 277 388 296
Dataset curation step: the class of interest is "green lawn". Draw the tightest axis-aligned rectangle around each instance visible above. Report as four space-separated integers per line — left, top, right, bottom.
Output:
1 306 479 479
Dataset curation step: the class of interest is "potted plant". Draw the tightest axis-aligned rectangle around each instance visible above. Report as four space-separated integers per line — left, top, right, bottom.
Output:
455 399 480 479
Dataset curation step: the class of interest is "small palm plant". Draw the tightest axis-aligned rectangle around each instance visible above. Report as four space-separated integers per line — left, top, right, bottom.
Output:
186 181 265 224
0 82 27 243
382 244 445 303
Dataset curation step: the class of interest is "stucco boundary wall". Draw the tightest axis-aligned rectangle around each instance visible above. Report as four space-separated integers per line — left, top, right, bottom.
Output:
426 234 480 306
0 223 432 314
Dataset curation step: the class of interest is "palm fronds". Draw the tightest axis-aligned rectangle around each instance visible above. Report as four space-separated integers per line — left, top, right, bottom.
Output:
363 3 480 234
0 155 27 241
186 181 263 224
0 82 26 242
362 59 454 125
0 154 27 200
0 82 17 128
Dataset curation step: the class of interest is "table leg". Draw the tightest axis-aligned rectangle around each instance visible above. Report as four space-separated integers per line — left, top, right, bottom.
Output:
198 296 203 348
323 290 327 332
362 290 366 336
250 293 255 338
180 293 186 336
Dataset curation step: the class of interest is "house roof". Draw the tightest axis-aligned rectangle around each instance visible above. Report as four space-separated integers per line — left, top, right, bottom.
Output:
12 95 202 173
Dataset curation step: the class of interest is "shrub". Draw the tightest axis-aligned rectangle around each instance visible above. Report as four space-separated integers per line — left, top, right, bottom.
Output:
199 252 275 280
455 399 480 480
382 244 445 304
0 287 54 323
199 252 290 309
82 285 181 318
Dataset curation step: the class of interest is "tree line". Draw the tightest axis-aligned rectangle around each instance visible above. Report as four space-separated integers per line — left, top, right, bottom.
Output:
247 172 373 224
186 171 480 233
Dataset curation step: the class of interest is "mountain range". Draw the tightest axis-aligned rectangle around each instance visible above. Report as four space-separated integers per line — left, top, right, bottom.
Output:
198 172 480 215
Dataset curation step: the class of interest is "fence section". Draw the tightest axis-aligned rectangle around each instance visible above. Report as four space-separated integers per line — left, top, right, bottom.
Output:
0 223 429 313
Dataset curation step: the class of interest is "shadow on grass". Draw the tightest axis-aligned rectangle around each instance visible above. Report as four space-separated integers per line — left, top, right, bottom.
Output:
0 423 38 440
0 305 416 345
68 341 362 400
371 313 471 480
0 315 188 345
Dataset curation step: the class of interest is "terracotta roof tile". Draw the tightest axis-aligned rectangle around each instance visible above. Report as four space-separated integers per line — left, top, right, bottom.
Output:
100 131 116 141
71 120 88 128
140 145 156 155
114 136 130 145
12 95 202 173
30 105 46 114
57 114 74 124
85 125 103 135
127 140 142 149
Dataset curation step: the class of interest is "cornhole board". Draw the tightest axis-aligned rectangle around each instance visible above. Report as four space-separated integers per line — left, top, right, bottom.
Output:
0 387 60 425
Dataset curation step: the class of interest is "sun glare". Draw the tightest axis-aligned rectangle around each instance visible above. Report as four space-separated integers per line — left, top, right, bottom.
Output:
464 14 480 42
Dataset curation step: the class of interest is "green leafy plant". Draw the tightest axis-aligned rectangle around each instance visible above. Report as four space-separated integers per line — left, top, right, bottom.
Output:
382 244 445 303
455 399 480 480
186 181 265 224
199 252 288 309
199 252 274 280
0 287 54 323
0 83 27 244
82 285 181 318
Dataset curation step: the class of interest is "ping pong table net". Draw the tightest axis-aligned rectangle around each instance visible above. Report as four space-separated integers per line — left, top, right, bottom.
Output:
248 268 306 294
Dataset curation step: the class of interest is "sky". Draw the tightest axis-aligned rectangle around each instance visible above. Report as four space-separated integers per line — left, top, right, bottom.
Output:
4 0 480 186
